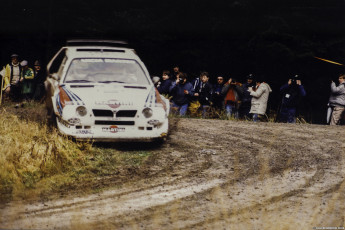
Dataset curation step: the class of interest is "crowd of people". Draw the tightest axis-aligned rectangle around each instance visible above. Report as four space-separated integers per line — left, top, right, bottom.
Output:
0 54 45 107
154 65 345 126
0 54 344 125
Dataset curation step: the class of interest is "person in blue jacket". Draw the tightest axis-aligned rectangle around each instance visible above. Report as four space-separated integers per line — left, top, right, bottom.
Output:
169 72 194 116
157 70 172 95
279 75 306 123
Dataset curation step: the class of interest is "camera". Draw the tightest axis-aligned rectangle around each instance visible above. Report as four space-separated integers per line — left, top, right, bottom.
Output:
291 75 300 85
178 78 184 84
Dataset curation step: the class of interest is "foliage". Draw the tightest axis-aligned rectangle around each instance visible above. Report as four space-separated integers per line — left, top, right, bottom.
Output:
0 102 152 203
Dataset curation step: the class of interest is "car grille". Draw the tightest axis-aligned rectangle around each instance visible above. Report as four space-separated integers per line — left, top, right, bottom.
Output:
92 110 137 117
95 121 135 126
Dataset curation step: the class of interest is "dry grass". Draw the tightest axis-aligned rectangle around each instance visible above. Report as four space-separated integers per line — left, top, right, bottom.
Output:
0 102 152 203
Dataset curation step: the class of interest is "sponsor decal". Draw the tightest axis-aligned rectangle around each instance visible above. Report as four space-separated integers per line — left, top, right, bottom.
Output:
68 118 81 124
56 86 84 116
102 125 125 133
76 130 93 135
107 99 121 109
148 119 160 125
95 99 133 109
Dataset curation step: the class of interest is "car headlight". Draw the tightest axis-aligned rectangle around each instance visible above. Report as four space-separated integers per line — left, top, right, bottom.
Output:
76 106 87 117
142 108 153 118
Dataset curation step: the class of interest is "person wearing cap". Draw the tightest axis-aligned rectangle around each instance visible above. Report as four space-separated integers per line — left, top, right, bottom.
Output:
33 60 46 101
0 54 23 101
151 76 161 88
278 75 306 123
248 77 272 122
239 74 255 119
20 60 35 100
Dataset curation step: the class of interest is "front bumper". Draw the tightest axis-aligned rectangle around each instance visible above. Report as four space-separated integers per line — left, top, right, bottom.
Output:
56 117 169 142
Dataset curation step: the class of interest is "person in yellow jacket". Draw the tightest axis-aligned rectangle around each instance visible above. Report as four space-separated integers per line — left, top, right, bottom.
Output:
0 54 23 101
20 60 35 100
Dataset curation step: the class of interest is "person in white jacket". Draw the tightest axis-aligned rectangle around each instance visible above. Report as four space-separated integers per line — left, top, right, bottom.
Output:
327 74 345 125
248 78 272 122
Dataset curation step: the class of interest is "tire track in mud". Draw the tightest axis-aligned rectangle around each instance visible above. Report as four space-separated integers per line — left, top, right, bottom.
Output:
1 118 345 229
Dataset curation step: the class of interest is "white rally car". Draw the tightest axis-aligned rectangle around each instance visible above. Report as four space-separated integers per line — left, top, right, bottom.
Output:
45 40 169 141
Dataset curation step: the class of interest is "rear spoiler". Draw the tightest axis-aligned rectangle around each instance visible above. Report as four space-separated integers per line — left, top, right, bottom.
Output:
66 39 129 48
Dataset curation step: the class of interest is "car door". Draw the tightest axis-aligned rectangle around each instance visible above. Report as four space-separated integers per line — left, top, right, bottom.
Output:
45 48 68 114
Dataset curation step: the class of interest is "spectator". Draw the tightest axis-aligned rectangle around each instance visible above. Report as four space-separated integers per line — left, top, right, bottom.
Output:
212 75 225 110
191 71 206 94
33 60 46 101
157 70 172 95
194 72 212 118
171 65 180 81
239 74 255 119
0 54 22 101
152 76 161 88
169 72 194 116
20 60 35 100
327 74 345 125
221 78 242 119
248 77 272 122
279 75 306 123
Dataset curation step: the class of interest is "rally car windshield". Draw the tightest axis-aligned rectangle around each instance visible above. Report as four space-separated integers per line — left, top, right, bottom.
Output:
64 58 150 85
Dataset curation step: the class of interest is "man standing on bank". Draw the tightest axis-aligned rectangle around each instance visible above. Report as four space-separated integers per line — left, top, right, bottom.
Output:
328 74 345 125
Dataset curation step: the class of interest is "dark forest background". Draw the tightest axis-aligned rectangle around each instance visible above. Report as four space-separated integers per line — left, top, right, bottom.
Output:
0 0 345 123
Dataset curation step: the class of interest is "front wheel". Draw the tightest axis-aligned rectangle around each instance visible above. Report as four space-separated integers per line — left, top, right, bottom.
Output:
47 107 57 127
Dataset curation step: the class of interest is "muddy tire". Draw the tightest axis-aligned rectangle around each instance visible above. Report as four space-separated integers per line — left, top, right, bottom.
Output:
47 108 57 127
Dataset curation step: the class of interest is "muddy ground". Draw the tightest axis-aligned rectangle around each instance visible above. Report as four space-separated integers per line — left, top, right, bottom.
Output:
1 117 345 229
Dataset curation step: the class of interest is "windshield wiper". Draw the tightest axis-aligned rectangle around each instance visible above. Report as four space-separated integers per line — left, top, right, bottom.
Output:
97 80 125 83
65 80 94 83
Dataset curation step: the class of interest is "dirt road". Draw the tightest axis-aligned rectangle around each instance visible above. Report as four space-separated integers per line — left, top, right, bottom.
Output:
1 118 345 229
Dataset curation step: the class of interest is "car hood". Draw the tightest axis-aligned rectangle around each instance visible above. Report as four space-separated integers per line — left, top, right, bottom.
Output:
62 84 154 108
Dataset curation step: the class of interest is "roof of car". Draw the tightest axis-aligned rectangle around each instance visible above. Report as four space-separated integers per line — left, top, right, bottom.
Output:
64 39 138 58
66 39 129 47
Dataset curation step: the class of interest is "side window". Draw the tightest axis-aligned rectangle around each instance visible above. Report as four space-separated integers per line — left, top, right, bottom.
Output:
48 49 66 74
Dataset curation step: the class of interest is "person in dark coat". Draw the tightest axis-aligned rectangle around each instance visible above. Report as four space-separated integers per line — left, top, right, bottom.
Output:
32 60 46 101
279 75 306 123
239 74 255 119
157 70 172 95
171 65 180 81
169 72 194 116
212 75 225 111
194 72 212 118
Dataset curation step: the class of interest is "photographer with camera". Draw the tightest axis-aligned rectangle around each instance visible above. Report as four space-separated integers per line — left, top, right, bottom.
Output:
169 72 194 116
193 72 212 118
327 74 345 125
248 77 272 122
221 77 243 119
239 74 255 120
278 75 306 123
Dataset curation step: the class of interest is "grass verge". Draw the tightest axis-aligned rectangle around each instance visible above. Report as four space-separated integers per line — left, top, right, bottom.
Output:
0 101 153 203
